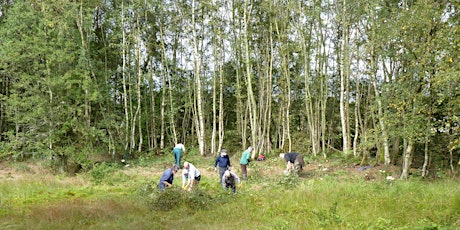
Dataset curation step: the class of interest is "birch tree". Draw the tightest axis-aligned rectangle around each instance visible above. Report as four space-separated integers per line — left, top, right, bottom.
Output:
243 0 257 157
191 0 206 155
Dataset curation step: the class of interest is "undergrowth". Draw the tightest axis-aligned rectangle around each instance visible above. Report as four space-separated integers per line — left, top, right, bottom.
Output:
0 155 459 230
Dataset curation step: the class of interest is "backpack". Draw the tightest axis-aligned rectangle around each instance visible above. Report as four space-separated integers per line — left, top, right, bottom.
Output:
257 154 265 161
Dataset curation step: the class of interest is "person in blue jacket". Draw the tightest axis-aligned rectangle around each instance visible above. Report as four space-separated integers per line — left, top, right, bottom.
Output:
158 164 179 191
214 149 231 183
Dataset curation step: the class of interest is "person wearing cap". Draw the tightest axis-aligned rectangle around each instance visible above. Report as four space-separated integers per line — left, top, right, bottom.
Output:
173 143 185 168
239 146 254 180
214 149 231 183
221 170 241 194
279 152 305 176
158 164 180 191
182 161 201 191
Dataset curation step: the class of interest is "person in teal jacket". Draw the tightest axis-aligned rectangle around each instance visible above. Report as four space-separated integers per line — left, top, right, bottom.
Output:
173 143 185 168
239 146 254 180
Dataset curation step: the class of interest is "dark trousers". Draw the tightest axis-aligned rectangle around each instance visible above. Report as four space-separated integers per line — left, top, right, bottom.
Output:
240 164 247 179
294 154 305 175
219 166 227 183
224 182 236 193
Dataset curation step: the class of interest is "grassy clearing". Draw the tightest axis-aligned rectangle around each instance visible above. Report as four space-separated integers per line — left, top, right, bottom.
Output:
0 155 459 229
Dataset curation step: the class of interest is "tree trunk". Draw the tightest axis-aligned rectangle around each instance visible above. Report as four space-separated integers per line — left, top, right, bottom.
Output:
243 1 257 158
422 134 429 177
135 13 142 153
192 0 205 156
211 51 217 155
370 47 390 165
121 1 130 155
160 58 166 150
148 60 157 151
218 53 225 154
339 0 351 154
400 138 413 180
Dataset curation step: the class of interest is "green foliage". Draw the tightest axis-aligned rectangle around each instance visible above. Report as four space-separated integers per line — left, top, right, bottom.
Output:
145 188 183 211
88 162 121 185
276 173 301 189
311 202 343 228
140 185 221 212
374 217 393 230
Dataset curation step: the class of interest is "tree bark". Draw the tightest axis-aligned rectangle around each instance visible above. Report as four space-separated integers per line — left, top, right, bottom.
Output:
400 139 413 180
243 1 257 158
192 0 205 156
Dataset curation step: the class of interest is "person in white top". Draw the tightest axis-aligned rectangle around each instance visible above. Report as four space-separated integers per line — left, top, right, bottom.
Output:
173 143 185 168
182 161 201 191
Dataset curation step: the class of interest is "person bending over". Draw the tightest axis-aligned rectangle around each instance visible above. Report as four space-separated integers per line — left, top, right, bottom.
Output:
221 170 241 194
182 161 201 191
279 152 305 175
158 164 179 191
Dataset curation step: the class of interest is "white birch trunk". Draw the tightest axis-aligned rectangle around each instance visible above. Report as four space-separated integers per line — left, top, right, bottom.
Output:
400 139 413 180
121 1 130 154
192 0 205 156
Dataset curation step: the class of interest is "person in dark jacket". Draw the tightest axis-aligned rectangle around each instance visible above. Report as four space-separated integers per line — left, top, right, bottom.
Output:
214 149 231 183
158 164 180 191
279 152 305 176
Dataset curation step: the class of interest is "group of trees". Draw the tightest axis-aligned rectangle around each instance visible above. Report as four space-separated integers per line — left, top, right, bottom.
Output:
0 0 459 178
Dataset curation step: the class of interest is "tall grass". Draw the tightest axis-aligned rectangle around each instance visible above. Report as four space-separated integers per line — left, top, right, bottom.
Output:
0 158 459 230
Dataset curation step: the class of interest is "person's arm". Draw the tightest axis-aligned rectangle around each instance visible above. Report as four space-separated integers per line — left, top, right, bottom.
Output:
163 181 172 187
182 173 187 187
187 178 194 190
185 167 195 189
214 157 219 167
227 156 231 167
233 172 241 184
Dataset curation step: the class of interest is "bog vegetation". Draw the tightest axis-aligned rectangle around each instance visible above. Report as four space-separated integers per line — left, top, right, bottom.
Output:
1 152 459 229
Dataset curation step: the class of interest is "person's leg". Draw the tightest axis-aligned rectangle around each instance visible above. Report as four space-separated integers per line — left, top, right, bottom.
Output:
296 154 305 168
219 167 225 183
231 183 236 194
177 151 182 167
241 164 247 180
194 175 201 189
294 155 304 175
173 148 178 166
173 148 182 167
293 162 300 175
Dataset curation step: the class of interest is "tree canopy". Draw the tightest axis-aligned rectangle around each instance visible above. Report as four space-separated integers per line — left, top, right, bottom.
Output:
0 0 459 178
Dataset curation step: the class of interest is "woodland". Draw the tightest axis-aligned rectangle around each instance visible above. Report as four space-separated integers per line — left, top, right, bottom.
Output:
0 0 459 180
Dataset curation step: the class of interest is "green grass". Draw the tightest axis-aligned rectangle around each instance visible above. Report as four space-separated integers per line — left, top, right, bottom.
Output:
0 156 459 230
